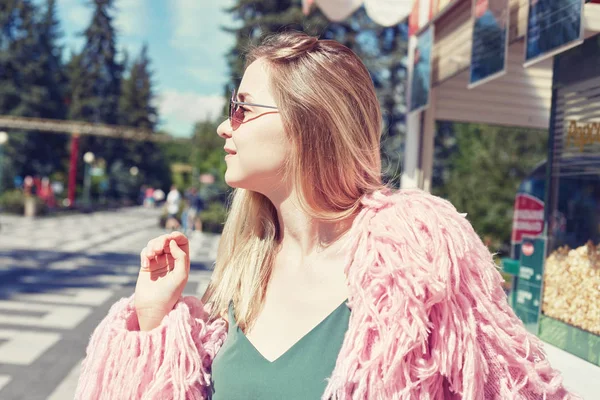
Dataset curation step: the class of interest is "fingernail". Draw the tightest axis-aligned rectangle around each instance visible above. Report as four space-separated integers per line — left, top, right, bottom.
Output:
141 258 149 270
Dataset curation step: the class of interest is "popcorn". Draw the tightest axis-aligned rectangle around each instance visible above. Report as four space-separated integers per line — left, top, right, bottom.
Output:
542 241 600 335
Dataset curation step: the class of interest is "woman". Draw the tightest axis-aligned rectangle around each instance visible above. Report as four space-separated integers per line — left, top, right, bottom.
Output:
75 32 576 399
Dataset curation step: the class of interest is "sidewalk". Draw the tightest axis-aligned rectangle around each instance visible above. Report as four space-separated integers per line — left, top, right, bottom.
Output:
543 341 599 399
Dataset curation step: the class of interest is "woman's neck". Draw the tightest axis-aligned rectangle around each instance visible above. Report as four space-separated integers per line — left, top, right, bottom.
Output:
268 190 356 263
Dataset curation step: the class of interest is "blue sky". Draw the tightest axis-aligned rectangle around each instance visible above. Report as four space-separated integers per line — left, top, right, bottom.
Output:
54 0 237 137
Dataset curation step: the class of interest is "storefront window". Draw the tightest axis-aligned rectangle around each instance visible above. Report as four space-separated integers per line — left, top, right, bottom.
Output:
537 36 600 363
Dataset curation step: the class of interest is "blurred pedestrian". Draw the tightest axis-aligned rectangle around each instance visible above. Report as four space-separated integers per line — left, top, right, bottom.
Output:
152 188 165 205
144 187 155 208
165 185 181 230
39 177 56 210
138 185 147 206
23 175 36 217
182 187 204 236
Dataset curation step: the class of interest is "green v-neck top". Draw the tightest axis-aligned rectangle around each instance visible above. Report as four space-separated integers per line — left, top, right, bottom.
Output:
209 300 351 400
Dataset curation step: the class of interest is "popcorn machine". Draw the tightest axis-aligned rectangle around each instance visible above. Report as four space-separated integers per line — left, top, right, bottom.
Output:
502 36 600 366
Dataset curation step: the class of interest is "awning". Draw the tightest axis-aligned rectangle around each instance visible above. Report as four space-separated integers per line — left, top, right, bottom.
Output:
302 0 414 27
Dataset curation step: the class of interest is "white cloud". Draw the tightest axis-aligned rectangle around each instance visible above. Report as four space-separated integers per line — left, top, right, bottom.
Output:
157 90 226 136
114 0 146 37
171 0 232 46
58 0 145 38
58 0 90 33
170 0 236 85
57 0 145 57
185 67 228 85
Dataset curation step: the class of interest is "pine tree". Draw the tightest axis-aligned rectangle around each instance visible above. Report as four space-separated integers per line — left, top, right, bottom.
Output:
66 0 125 198
68 0 122 125
117 44 169 197
37 0 67 120
0 0 69 186
119 44 157 130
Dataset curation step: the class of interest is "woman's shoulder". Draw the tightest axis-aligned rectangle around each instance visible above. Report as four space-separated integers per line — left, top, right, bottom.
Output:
358 188 470 239
348 187 486 277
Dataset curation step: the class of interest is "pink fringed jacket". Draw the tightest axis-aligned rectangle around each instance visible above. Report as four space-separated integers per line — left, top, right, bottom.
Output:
75 189 577 400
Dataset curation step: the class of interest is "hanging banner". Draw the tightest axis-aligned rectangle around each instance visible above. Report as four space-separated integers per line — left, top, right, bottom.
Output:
303 0 363 21
409 26 434 113
469 0 510 88
364 0 414 27
432 0 457 16
303 0 413 26
524 0 585 67
418 0 432 28
408 0 421 35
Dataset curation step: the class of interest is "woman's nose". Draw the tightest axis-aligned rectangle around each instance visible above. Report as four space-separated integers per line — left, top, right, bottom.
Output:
217 119 232 139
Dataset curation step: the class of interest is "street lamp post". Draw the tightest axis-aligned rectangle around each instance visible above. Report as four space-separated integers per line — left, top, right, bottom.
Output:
83 151 95 209
129 166 139 205
0 131 8 197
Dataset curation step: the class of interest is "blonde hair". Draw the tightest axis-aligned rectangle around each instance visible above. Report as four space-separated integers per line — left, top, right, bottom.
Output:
203 31 387 330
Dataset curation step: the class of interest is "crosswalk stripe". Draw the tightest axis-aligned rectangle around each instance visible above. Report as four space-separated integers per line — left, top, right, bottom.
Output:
20 274 132 286
0 301 91 329
0 329 61 365
0 375 11 391
11 288 114 307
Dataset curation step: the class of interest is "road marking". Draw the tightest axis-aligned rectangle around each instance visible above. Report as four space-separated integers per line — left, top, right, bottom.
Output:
0 329 61 365
20 274 132 286
191 271 212 297
47 358 81 400
196 281 209 297
0 375 11 391
0 301 91 329
11 288 114 307
204 235 220 260
187 270 213 283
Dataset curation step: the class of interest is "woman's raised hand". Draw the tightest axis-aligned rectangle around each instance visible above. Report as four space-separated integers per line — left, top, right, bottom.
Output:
135 231 190 331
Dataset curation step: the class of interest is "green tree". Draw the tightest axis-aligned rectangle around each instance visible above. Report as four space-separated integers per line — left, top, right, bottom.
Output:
0 0 69 187
190 119 224 177
119 44 156 130
68 0 121 125
66 0 126 201
67 0 123 171
158 136 193 166
118 44 170 198
432 123 548 251
189 119 231 202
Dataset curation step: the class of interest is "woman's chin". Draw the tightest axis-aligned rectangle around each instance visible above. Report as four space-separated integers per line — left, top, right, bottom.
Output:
224 172 244 189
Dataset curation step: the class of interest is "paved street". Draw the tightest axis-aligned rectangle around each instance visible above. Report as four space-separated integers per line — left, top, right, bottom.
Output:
0 208 218 400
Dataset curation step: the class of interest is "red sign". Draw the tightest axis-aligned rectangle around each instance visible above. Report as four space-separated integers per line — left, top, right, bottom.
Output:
511 194 545 243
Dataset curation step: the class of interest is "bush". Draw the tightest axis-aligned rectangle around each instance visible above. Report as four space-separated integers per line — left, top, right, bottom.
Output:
200 201 228 234
0 189 24 214
0 189 47 216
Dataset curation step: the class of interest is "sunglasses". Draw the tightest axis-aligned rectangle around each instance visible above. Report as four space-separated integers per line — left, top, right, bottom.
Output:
229 89 279 131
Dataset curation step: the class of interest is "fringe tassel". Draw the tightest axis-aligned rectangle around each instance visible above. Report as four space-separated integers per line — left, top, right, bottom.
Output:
324 189 578 400
75 295 226 400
